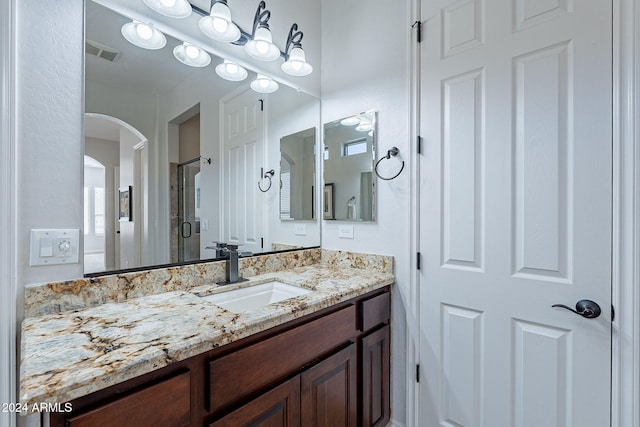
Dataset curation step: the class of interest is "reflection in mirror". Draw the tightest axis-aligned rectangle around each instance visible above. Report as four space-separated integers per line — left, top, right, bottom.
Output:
280 128 316 221
323 111 377 222
84 1 320 275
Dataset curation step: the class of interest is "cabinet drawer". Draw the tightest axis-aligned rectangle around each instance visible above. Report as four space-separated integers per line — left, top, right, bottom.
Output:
359 291 390 332
208 305 356 414
66 371 191 427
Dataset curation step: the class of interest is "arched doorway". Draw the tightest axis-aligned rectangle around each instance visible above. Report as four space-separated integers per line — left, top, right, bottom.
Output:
84 113 147 273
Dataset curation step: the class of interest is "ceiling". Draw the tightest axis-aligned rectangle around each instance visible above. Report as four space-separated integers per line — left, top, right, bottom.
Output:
85 114 121 141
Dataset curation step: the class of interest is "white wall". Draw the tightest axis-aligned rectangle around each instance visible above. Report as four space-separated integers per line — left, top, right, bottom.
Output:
14 1 84 426
321 0 411 424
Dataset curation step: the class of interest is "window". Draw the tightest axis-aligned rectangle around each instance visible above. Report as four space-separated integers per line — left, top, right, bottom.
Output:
84 187 90 235
94 187 105 235
342 138 367 156
83 185 105 236
280 171 291 220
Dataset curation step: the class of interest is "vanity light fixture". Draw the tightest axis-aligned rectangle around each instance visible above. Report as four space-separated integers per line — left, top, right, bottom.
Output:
281 24 313 76
173 42 211 67
121 21 167 50
250 74 279 93
199 0 241 42
215 59 248 81
142 0 192 18
340 116 360 126
139 0 314 77
244 1 281 61
356 122 374 132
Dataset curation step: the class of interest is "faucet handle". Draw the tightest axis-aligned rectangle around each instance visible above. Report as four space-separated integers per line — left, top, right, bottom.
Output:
212 241 227 248
226 243 241 251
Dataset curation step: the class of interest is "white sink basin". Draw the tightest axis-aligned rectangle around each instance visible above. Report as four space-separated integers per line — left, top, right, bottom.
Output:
200 281 311 313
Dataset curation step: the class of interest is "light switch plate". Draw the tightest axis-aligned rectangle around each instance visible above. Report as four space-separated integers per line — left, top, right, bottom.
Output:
294 223 307 236
338 225 354 239
30 229 80 266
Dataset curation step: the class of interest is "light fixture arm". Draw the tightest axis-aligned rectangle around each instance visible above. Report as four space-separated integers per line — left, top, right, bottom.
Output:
284 23 304 58
210 0 228 9
251 1 271 37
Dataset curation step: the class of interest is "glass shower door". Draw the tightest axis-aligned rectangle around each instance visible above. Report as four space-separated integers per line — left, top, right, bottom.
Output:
177 159 201 263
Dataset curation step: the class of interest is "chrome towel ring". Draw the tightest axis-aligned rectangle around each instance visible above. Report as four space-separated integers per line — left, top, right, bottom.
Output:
258 169 275 192
375 147 404 181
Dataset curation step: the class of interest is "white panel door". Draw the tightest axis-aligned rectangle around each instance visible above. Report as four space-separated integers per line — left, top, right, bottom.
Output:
221 88 264 253
419 0 612 426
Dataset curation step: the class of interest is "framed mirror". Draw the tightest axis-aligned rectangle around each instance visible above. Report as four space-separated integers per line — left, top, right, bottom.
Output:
84 1 320 275
279 127 316 221
322 111 377 222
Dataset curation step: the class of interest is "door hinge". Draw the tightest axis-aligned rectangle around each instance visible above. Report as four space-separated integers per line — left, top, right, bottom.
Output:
416 364 420 382
259 98 264 111
412 20 422 43
417 135 423 154
417 252 422 270
612 304 615 322
261 237 264 249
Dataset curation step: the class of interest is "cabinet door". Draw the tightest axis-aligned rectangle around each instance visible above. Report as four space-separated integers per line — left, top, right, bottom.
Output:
300 344 357 427
209 376 300 427
361 325 390 427
66 371 191 427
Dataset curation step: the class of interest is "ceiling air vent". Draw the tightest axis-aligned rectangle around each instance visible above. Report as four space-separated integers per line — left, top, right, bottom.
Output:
85 40 119 62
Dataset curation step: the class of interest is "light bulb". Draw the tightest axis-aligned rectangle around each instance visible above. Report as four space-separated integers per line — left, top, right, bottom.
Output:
212 16 228 33
245 26 280 61
185 45 199 59
250 74 279 93
122 21 166 50
256 40 269 54
225 62 238 74
281 47 313 76
135 23 153 40
143 0 191 18
174 43 211 67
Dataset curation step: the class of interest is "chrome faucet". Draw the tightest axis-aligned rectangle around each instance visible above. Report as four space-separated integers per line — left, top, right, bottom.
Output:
224 243 240 284
204 241 248 284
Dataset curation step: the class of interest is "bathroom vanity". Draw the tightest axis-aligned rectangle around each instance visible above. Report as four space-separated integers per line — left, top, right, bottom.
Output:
48 288 389 427
20 249 393 427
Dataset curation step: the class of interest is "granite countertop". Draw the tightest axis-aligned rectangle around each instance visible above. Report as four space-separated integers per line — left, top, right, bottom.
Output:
19 263 394 409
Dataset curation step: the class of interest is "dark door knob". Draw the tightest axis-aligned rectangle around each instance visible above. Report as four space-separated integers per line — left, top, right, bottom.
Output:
552 299 601 319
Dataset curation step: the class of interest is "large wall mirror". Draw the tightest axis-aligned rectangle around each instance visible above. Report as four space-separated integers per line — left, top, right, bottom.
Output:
84 0 321 275
323 111 376 222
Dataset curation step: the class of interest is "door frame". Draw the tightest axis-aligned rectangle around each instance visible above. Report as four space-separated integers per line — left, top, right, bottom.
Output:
0 0 16 426
611 0 640 425
408 0 640 425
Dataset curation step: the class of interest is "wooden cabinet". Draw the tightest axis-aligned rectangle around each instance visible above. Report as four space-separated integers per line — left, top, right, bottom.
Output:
211 344 358 427
49 287 390 427
209 377 300 427
208 306 355 414
360 325 390 427
301 344 358 427
65 371 191 427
